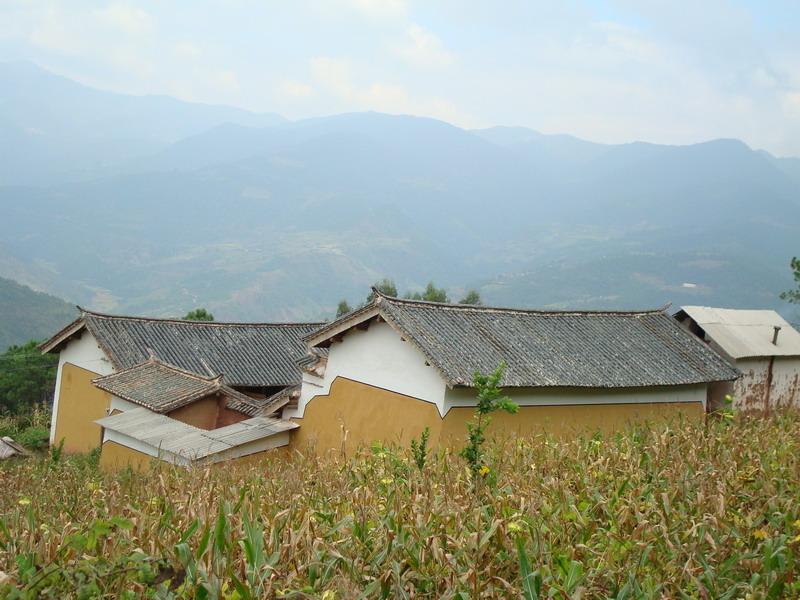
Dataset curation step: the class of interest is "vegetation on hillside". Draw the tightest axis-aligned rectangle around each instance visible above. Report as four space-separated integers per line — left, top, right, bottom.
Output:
0 341 57 415
0 277 76 353
2 415 800 597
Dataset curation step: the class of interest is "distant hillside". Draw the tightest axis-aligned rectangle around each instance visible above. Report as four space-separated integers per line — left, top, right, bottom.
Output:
0 63 798 321
0 60 286 185
0 277 76 351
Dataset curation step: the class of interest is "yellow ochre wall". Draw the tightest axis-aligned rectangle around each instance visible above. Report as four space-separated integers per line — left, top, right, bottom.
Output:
168 396 220 430
99 440 156 471
53 363 111 454
99 443 285 472
290 377 704 455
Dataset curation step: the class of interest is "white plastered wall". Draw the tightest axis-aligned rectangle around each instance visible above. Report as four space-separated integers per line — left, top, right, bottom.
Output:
733 357 800 410
287 321 448 418
49 331 114 444
108 396 140 413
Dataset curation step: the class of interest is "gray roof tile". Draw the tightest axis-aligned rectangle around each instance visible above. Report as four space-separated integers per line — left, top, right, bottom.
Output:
309 292 740 388
46 309 323 387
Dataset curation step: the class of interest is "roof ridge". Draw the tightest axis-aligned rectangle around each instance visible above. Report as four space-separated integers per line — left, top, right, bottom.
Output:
93 357 220 385
78 306 325 328
372 288 667 316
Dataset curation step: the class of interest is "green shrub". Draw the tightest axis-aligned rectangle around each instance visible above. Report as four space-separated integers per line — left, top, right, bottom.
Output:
15 425 49 450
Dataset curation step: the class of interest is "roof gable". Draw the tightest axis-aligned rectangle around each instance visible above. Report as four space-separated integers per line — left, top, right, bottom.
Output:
308 291 739 388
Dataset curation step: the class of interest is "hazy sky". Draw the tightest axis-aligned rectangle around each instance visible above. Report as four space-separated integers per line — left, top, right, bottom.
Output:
2 1 799 155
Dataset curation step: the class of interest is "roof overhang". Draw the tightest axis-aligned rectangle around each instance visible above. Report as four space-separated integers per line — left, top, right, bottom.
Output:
38 314 86 354
304 304 382 348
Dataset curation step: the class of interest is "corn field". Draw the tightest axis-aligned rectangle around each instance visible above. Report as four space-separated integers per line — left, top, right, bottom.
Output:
2 414 800 598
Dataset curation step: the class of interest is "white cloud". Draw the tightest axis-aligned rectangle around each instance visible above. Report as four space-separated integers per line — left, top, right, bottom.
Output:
173 41 202 59
346 0 407 19
308 55 470 124
310 56 353 97
28 6 86 54
278 80 315 99
93 3 154 37
394 23 454 69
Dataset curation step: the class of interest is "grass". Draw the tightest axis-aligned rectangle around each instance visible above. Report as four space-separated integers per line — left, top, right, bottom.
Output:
1 414 800 598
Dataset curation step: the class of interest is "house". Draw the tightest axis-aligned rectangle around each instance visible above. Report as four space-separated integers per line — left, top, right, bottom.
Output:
283 290 739 453
39 308 323 466
674 306 800 411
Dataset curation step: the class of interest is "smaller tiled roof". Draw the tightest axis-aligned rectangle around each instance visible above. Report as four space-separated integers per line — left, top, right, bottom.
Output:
92 358 265 415
676 306 800 359
96 408 298 462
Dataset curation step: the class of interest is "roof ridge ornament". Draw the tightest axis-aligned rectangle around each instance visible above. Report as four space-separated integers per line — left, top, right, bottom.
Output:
199 358 217 378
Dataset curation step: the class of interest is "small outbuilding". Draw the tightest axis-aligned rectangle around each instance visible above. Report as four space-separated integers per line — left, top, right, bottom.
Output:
0 437 28 460
674 306 800 411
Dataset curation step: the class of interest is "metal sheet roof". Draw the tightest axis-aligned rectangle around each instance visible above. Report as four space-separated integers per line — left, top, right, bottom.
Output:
308 291 739 388
678 306 800 359
96 408 297 461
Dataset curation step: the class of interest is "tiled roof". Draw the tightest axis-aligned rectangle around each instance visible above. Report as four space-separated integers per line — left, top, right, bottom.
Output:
92 359 265 414
96 408 297 462
307 290 740 388
42 309 324 387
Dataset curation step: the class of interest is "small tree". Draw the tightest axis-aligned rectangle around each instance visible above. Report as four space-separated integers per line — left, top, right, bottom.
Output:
405 281 449 303
366 279 398 303
780 257 800 304
183 308 214 321
409 426 430 471
460 362 518 477
335 300 352 318
421 281 448 303
459 290 482 305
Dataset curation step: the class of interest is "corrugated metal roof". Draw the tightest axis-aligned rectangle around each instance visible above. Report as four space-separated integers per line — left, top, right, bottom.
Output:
96 408 297 461
678 306 800 359
43 309 323 387
308 291 739 388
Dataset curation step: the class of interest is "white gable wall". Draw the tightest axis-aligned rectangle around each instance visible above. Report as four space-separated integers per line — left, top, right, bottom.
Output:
288 321 448 418
49 331 114 443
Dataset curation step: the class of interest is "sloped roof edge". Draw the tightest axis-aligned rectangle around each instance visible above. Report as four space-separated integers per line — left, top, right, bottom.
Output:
306 289 737 388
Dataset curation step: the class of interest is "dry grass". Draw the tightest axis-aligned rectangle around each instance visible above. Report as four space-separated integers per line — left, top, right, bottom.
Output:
2 414 800 598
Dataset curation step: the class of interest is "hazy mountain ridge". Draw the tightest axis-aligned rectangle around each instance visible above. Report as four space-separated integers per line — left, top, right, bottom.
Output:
0 61 798 323
0 60 286 185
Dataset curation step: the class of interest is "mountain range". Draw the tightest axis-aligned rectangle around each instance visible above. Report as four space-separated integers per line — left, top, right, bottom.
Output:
0 60 798 331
